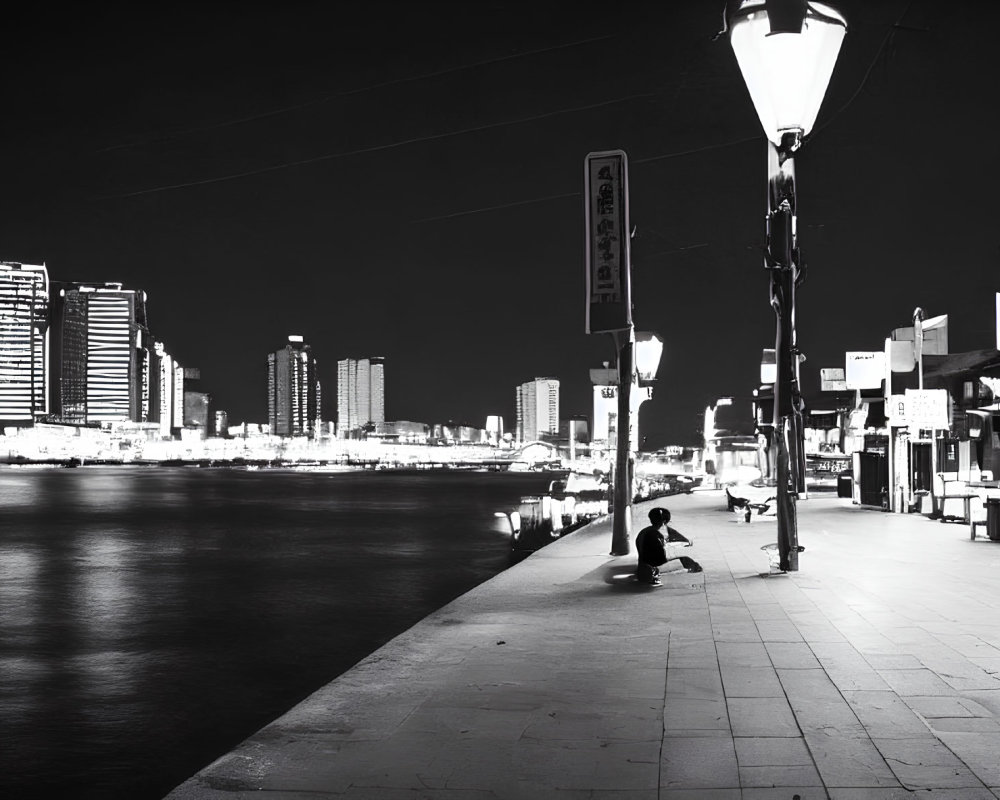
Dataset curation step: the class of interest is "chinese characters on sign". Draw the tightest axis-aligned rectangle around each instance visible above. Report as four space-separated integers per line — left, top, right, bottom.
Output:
584 150 631 334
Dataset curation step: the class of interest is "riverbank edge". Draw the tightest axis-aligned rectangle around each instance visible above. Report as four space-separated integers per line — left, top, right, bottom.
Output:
163 505 618 798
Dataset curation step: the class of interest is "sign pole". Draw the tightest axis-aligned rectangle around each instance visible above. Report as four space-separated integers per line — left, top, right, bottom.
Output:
584 150 633 555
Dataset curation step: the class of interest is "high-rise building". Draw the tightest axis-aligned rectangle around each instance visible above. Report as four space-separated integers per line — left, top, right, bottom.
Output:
48 281 150 425
151 340 180 437
336 357 385 437
267 335 320 437
0 262 49 426
515 377 559 442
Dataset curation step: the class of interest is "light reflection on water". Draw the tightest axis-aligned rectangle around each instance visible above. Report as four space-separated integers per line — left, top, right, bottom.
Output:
0 466 553 800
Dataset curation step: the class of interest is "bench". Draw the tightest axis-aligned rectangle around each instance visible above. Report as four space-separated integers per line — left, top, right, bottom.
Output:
939 494 978 524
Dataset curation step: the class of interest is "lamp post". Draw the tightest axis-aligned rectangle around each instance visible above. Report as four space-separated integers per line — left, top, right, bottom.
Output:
608 330 664 556
729 0 846 571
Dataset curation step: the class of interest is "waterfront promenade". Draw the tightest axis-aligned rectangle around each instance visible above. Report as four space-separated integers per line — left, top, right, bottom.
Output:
166 490 1000 799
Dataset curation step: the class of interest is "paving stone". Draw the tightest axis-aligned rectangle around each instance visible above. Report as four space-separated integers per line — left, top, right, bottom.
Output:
794 624 849 643
663 697 731 734
804 732 900 788
934 732 1000 786
726 697 800 737
841 690 935 739
715 641 771 668
739 763 823 787
778 668 867 736
741 787 826 800
734 736 813 766
924 716 1000 733
745 602 787 622
863 654 923 670
516 738 661 791
828 786 999 799
712 622 764 642
904 696 994 719
765 641 821 669
720 665 785 698
660 790 742 800
874 736 987 789
660 736 739 789
666 667 725 701
876 669 958 697
755 619 805 642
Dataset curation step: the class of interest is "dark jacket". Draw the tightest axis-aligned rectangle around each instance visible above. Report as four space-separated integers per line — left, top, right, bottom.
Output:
636 525 668 567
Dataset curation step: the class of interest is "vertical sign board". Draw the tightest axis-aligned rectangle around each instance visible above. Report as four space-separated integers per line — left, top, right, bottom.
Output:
584 150 632 334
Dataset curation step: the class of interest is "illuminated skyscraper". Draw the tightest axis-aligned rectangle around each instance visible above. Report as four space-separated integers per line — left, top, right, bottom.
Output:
48 281 149 425
336 357 385 437
0 262 49 425
267 335 320 437
515 377 559 442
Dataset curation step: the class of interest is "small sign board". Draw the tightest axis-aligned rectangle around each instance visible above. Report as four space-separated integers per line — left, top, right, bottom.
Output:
904 388 950 429
584 150 632 334
820 367 847 392
760 349 776 385
845 351 885 390
887 393 907 426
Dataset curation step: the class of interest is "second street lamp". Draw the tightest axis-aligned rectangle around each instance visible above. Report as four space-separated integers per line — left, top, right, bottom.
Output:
728 0 847 572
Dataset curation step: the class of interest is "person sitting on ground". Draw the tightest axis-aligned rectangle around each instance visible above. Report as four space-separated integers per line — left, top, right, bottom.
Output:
635 507 702 586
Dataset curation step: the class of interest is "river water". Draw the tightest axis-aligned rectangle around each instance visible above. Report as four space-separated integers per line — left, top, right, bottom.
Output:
0 466 556 799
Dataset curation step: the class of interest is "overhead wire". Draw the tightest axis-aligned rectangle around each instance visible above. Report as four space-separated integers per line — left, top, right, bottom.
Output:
96 91 658 200
95 33 617 154
98 3 914 207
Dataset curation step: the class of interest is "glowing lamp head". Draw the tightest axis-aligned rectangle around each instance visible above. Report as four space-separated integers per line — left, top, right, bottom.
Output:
729 0 847 150
634 331 664 385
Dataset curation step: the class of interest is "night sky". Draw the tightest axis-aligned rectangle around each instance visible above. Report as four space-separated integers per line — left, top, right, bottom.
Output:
2 2 997 446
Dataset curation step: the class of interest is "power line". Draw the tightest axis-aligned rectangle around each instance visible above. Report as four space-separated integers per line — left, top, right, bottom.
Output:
411 192 581 224
96 91 658 201
96 34 617 154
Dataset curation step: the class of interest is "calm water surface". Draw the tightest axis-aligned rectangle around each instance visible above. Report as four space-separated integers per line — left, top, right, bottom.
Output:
0 466 555 799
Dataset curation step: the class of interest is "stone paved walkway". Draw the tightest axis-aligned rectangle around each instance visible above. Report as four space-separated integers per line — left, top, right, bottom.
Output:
165 490 1000 799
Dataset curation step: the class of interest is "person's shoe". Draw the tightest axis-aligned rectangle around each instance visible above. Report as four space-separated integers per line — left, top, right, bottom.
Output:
687 566 703 573
650 578 662 586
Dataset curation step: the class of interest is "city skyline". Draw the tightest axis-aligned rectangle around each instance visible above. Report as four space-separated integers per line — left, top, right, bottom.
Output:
2 2 998 446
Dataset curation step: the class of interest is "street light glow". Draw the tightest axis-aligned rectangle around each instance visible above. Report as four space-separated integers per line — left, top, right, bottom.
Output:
729 0 847 147
634 331 664 386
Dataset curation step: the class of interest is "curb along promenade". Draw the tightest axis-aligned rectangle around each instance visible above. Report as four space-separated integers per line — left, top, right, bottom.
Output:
165 490 1000 799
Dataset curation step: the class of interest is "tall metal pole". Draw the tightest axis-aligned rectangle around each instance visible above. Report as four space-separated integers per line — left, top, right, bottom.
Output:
767 137 801 572
611 326 634 556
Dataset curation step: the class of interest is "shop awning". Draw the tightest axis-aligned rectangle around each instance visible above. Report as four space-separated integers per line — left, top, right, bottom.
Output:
923 349 1000 380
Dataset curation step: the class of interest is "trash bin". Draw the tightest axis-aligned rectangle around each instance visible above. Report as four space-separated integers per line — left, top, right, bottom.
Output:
837 471 853 498
987 498 1000 542
761 543 783 574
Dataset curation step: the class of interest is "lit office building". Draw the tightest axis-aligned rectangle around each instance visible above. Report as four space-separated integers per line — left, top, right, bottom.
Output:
48 282 150 425
152 341 178 437
336 356 385 437
267 335 320 437
515 377 560 442
0 262 49 426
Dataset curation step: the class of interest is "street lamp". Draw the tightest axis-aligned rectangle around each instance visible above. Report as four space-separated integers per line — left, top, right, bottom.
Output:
729 0 846 572
635 331 664 386
606 330 664 556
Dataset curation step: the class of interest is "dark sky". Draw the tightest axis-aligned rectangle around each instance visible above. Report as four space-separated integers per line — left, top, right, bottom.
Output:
2 2 997 446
